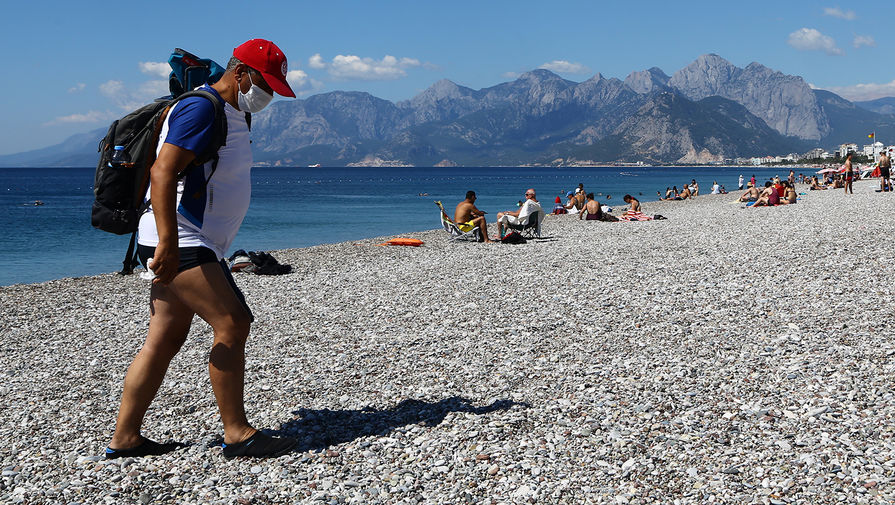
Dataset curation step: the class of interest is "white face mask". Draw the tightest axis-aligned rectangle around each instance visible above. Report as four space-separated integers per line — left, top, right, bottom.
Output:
237 72 273 113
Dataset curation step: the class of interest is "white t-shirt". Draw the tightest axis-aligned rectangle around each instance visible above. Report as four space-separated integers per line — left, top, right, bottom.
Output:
138 90 252 259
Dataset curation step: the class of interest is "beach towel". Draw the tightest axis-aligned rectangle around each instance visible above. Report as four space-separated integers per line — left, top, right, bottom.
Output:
618 211 653 222
377 238 424 247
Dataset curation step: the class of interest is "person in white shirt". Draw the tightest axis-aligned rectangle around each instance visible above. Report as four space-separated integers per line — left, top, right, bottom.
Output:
497 188 542 237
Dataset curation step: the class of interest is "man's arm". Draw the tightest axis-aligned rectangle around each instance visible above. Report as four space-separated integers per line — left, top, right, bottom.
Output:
149 143 198 285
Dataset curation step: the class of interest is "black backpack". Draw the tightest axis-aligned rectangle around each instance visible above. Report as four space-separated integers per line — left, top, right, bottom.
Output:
91 49 232 274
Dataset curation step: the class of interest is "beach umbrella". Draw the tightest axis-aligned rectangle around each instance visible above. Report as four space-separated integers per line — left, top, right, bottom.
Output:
816 167 838 174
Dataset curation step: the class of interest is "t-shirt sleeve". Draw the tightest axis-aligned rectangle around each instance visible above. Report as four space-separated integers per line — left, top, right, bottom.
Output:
163 97 216 156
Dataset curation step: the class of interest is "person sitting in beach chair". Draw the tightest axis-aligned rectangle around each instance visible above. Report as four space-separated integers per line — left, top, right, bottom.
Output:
436 200 483 242
497 188 543 238
454 191 493 243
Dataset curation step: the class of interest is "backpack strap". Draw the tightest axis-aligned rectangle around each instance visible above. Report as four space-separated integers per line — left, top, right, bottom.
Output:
121 90 228 276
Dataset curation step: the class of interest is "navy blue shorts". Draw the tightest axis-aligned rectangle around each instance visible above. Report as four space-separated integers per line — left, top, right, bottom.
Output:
137 245 254 322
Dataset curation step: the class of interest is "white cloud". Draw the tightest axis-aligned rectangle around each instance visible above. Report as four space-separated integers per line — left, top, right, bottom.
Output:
853 35 876 48
308 53 326 69
100 78 168 110
100 80 125 98
787 28 843 56
139 61 170 78
67 83 85 93
310 54 424 80
286 69 324 96
502 71 520 79
823 7 856 20
538 60 589 74
44 110 114 126
822 80 895 101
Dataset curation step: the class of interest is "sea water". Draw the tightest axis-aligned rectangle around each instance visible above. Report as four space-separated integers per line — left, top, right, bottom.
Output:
0 166 793 286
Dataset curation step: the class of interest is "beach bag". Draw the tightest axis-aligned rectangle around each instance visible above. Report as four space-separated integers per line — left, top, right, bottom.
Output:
92 48 231 275
501 232 527 244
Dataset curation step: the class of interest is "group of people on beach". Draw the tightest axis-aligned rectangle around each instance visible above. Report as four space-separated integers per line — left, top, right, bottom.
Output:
453 183 644 242
654 179 727 202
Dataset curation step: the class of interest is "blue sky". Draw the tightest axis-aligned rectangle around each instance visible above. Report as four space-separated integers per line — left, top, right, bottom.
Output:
1 0 892 155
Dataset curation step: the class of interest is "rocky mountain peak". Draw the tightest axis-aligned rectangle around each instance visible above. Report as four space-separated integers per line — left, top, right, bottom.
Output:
624 67 670 94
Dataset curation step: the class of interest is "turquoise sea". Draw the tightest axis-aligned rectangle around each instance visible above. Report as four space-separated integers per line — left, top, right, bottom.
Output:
0 166 793 286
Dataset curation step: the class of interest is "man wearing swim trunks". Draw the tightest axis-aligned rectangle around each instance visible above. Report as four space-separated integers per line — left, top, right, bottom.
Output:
844 153 854 194
879 151 891 192
454 191 493 242
107 39 299 459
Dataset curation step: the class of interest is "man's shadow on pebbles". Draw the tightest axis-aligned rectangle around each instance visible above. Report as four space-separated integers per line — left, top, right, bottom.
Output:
274 396 527 452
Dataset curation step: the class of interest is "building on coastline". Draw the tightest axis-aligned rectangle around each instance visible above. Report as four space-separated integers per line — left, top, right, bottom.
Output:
835 143 859 158
804 147 831 159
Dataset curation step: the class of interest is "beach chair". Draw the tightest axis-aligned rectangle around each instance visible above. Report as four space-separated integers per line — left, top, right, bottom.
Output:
505 209 544 238
435 201 483 242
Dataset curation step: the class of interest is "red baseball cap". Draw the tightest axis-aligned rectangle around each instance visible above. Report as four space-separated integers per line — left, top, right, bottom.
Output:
233 39 296 97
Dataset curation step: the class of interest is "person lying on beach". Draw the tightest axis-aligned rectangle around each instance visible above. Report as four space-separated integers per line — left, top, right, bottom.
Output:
751 182 780 207
623 194 641 212
777 181 797 205
497 188 542 237
738 185 760 202
455 190 494 243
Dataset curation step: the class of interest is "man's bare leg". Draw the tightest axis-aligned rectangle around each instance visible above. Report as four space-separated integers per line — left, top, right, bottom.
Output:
474 216 493 242
109 282 195 449
110 262 256 449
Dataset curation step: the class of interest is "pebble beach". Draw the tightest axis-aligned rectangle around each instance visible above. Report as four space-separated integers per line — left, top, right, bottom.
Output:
3 180 895 504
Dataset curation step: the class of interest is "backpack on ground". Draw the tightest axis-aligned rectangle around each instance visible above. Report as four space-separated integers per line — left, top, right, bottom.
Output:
501 231 527 244
91 48 231 275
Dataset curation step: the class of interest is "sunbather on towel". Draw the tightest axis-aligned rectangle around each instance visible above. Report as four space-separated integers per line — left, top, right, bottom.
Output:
738 185 760 202
497 188 542 237
752 181 780 207
778 181 797 205
455 190 494 243
623 194 640 212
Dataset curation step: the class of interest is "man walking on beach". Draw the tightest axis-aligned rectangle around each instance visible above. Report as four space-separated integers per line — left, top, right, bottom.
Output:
106 39 299 459
738 175 744 190
879 150 891 192
454 191 493 243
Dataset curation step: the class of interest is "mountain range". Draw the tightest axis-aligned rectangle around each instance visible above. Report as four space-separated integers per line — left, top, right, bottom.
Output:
5 54 895 167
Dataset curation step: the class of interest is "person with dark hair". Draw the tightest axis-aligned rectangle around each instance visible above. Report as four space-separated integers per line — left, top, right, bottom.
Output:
454 191 493 243
778 181 797 204
623 194 641 212
844 153 854 194
752 181 780 207
879 150 891 192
